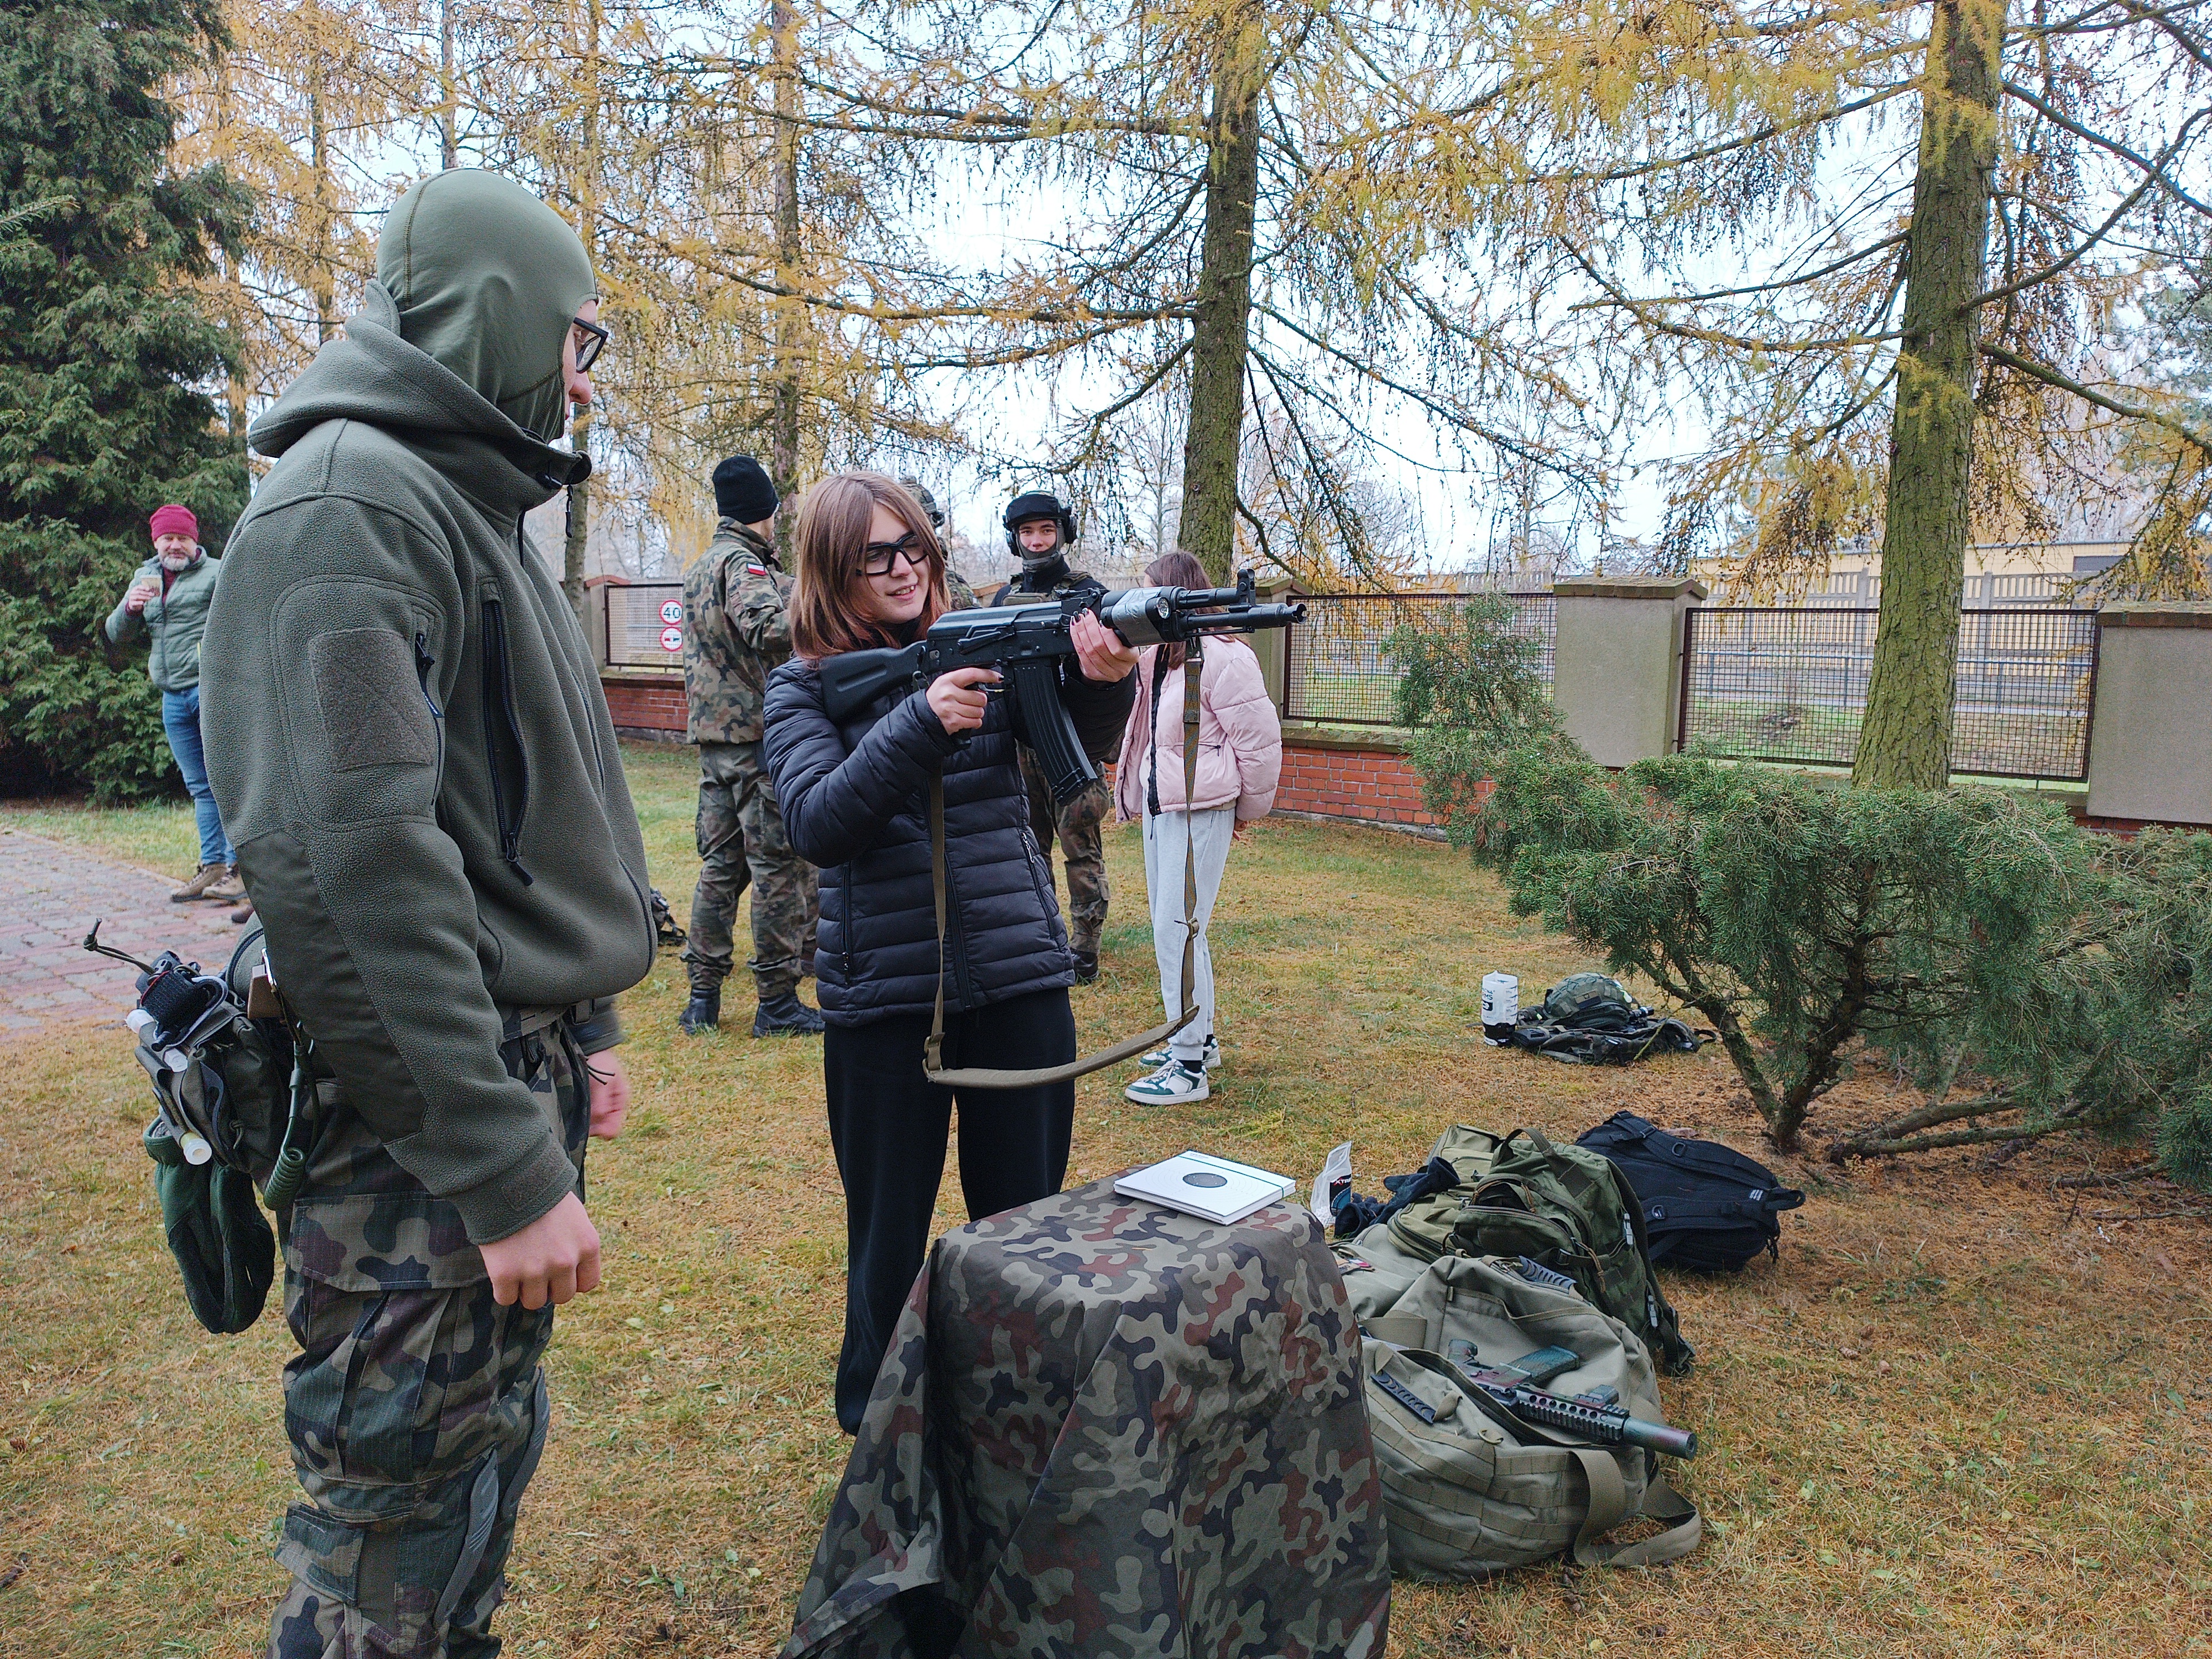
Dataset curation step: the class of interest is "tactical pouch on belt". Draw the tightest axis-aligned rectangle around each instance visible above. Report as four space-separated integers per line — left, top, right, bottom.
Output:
144 1117 275 1334
129 925 300 1334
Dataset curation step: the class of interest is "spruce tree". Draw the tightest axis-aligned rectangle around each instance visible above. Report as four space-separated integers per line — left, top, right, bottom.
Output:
0 0 248 801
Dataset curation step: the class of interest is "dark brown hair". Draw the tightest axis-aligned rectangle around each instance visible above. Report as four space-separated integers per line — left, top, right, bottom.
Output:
789 471 950 661
1144 550 1213 669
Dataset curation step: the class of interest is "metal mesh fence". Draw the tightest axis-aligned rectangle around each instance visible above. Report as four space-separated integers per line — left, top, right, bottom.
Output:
603 582 688 669
1285 593 1555 725
1678 607 2099 781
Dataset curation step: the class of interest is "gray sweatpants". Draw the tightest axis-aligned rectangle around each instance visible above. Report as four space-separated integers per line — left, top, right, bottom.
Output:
1141 806 1237 1063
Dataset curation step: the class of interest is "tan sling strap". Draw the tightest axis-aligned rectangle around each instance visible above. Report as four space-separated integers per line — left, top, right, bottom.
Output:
1568 1457 1702 1568
923 638 1205 1088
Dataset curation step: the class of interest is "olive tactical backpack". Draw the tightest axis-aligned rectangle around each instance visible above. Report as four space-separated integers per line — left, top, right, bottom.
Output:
1355 1124 1695 1376
1339 1249 1702 1577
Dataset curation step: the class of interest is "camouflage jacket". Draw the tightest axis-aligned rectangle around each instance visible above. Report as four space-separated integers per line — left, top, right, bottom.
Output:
781 1177 1391 1659
684 519 791 744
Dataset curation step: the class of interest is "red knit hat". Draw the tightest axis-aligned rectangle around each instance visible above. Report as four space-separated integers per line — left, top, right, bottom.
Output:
149 504 199 541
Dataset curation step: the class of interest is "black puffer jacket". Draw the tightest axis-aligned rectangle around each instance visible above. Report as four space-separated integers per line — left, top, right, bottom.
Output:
764 656 1133 1026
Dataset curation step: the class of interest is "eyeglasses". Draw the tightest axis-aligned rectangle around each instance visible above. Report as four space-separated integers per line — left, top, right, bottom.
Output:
571 314 609 373
862 531 928 577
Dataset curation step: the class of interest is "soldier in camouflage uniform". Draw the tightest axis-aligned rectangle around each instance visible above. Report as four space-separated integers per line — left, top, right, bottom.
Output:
992 490 1113 982
680 455 826 1038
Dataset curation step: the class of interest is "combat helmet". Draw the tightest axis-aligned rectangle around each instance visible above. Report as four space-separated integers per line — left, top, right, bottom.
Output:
1540 973 1637 1028
899 477 945 529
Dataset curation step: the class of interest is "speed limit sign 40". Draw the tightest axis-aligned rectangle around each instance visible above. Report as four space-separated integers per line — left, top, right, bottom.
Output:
659 599 684 625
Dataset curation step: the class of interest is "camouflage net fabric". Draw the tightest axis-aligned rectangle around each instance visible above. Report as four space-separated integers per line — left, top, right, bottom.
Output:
781 1178 1391 1659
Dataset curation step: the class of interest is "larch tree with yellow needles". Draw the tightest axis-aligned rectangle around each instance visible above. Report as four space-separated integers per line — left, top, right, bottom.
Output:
1381 0 2212 786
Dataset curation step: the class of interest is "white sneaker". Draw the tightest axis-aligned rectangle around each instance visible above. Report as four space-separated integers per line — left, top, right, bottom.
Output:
1125 1059 1211 1106
1140 1035 1220 1071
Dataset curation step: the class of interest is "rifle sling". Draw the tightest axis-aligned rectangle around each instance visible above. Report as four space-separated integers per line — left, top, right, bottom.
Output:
924 638 1203 1088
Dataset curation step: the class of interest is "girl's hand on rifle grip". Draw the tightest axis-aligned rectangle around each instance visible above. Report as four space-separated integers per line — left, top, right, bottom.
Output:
928 666 1000 734
1071 612 1139 681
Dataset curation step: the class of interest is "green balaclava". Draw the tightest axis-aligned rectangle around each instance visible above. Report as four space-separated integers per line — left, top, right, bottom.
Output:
375 170 596 442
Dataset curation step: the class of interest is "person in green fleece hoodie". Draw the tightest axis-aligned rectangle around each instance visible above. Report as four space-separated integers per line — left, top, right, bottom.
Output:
200 170 655 1659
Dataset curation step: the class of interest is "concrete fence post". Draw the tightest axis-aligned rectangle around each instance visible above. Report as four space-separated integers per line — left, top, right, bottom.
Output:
1253 575 1297 717
2085 603 2212 826
587 583 611 669
1550 577 1709 768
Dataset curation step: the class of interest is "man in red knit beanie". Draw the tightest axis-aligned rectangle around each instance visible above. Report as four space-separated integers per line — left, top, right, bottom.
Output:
107 503 246 911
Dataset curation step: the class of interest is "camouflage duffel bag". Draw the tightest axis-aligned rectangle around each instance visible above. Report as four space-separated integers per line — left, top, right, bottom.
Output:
1355 1253 1700 1578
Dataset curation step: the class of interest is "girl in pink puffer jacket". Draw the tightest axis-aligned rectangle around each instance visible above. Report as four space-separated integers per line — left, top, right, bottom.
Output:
1114 551 1284 1105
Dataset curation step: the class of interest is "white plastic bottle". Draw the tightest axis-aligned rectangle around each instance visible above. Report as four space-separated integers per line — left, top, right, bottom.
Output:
1481 973 1519 1045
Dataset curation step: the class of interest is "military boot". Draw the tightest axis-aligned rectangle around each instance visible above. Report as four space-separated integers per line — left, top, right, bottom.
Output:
1072 950 1100 985
679 985 722 1034
753 992 826 1037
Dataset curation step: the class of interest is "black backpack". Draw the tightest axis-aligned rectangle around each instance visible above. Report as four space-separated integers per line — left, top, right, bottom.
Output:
1575 1112 1804 1272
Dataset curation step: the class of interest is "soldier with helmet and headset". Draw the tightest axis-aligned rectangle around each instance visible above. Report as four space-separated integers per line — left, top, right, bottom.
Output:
990 489 1129 983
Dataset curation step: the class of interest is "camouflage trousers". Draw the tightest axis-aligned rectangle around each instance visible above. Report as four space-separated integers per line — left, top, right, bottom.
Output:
269 1019 588 1659
684 740 819 998
1016 747 1109 960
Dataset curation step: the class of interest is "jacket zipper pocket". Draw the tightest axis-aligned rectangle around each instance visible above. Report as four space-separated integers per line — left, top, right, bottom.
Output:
414 631 450 833
1019 823 1064 950
413 630 446 774
831 865 851 977
479 592 533 886
941 850 977 1009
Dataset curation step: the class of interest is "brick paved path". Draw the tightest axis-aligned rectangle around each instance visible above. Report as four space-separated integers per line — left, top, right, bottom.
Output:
0 828 243 1036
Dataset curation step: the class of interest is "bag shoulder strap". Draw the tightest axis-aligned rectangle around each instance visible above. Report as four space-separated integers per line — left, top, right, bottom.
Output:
924 638 1204 1088
1571 1465 1702 1567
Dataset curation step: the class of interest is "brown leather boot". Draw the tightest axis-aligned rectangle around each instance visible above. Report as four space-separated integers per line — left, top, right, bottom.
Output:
202 865 247 904
170 863 225 902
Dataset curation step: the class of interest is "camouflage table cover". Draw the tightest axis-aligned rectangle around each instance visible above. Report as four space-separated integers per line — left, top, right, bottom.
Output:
781 1177 1390 1659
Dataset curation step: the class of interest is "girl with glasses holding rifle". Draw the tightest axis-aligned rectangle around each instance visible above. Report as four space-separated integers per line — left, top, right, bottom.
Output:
761 471 1137 1433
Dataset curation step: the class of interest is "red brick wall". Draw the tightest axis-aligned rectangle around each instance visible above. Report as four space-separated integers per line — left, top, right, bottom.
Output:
602 672 687 737
1272 737 1441 829
598 671 1447 831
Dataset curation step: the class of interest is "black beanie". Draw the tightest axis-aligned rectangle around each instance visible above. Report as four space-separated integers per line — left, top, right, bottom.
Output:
713 455 779 524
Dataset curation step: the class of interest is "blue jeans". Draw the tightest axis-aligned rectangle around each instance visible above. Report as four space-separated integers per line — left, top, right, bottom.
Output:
161 687 233 868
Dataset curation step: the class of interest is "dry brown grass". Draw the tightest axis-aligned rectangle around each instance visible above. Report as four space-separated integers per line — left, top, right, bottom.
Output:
2 744 2208 1656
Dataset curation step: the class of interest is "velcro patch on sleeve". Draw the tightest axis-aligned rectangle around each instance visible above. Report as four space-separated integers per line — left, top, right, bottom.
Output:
309 629 435 771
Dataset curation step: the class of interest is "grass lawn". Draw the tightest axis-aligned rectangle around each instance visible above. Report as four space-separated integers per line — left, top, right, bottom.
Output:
3 740 2208 1657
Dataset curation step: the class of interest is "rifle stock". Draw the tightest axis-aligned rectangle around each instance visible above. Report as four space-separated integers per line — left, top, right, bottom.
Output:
817 640 928 720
